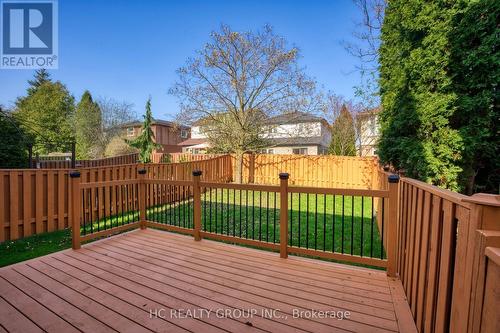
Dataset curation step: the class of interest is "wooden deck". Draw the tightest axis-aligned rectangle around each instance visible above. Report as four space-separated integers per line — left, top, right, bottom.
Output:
0 229 416 333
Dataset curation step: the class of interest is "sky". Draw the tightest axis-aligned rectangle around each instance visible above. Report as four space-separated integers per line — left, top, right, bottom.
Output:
0 0 364 120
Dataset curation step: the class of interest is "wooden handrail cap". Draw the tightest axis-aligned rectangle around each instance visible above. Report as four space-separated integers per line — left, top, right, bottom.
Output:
462 193 500 207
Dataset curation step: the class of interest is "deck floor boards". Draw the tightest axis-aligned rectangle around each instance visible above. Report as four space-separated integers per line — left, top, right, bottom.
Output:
0 229 416 333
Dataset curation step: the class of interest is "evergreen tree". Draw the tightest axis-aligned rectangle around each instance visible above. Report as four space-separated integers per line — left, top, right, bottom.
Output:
27 69 51 95
449 0 499 194
378 1 463 190
0 108 30 168
329 105 357 156
14 72 75 154
128 98 160 163
75 91 103 159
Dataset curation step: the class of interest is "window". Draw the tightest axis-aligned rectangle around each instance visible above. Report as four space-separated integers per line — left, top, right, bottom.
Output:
126 127 135 137
181 129 188 138
292 148 308 155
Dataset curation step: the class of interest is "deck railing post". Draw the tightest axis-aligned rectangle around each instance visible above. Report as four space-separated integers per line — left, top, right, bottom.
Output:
387 174 400 277
70 171 81 250
138 168 147 229
193 170 202 241
279 173 289 258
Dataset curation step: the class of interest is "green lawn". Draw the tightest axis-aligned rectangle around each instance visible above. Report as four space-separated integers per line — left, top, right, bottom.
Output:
1 188 384 268
148 189 385 258
0 229 72 267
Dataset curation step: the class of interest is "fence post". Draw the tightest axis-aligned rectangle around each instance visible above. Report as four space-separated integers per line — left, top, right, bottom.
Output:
193 170 202 241
279 173 289 258
70 171 81 250
138 168 147 229
387 174 399 277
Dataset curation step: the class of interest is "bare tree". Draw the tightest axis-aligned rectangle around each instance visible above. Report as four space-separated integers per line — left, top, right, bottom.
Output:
96 97 137 155
343 0 386 108
170 24 319 183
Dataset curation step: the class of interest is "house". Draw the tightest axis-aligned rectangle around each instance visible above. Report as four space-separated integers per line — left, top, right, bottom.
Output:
262 112 331 155
357 107 380 156
122 118 190 153
178 111 331 155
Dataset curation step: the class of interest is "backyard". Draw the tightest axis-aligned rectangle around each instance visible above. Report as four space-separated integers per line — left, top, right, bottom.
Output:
146 189 385 259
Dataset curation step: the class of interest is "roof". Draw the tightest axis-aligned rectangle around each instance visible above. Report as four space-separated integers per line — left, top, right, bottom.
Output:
267 112 327 125
267 136 326 147
357 107 381 119
122 118 190 129
177 138 208 146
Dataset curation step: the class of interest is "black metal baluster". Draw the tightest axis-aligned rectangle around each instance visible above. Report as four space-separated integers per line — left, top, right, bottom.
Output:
215 188 218 233
361 196 364 257
289 192 293 246
239 189 242 237
341 195 345 253
252 191 255 239
266 192 269 242
381 197 385 259
323 194 326 251
169 185 173 225
259 191 262 241
351 195 354 255
226 188 230 235
233 188 236 237
332 194 335 252
273 192 277 244
82 189 86 235
298 193 301 247
162 185 170 224
306 193 309 249
209 188 213 232
96 186 100 230
187 186 191 228
89 188 93 234
203 188 207 230
121 185 125 225
115 185 119 227
245 189 249 238
183 186 187 228
371 196 374 257
314 194 318 250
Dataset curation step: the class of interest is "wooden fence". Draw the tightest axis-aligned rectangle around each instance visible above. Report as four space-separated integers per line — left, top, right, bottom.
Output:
36 153 139 168
0 155 232 242
234 154 380 189
394 176 500 332
151 152 222 163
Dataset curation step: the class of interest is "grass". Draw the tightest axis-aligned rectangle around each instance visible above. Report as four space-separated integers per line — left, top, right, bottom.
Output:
1 189 384 268
148 189 385 259
0 229 72 267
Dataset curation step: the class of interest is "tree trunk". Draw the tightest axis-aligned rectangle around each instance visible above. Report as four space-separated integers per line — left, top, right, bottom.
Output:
235 151 244 184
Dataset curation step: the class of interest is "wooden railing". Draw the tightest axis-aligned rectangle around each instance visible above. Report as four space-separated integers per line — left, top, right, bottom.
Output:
0 155 232 242
394 177 500 333
71 170 398 269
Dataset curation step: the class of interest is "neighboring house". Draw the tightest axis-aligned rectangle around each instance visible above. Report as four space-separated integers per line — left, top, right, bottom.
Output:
262 112 331 155
357 107 380 156
122 119 190 153
178 112 331 155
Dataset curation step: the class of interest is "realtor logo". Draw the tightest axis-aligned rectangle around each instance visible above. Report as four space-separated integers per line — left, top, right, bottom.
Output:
1 0 58 68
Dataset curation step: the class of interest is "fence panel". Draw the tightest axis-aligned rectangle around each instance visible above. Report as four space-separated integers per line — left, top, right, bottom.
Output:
234 154 380 189
0 170 71 242
36 153 139 168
